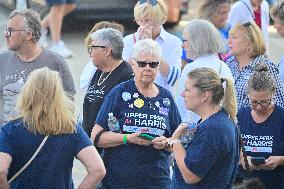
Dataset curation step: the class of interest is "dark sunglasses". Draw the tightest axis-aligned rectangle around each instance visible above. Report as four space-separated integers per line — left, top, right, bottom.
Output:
88 45 107 54
249 99 272 108
5 28 27 37
133 58 159 68
139 0 157 6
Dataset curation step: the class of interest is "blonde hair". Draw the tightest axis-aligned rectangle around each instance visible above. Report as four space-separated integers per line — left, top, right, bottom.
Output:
188 68 237 121
16 67 76 135
134 0 167 26
229 22 266 57
85 21 124 49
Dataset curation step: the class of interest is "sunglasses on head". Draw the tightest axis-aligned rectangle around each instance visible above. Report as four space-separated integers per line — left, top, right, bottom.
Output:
139 0 157 6
133 58 159 68
243 22 252 27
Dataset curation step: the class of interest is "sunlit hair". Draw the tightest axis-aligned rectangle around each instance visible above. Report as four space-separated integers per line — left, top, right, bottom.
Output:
91 28 124 60
132 38 161 60
188 67 237 121
134 0 167 26
270 1 284 23
229 22 266 57
16 67 76 135
85 21 124 49
247 62 276 95
184 19 224 59
9 9 42 43
199 0 232 26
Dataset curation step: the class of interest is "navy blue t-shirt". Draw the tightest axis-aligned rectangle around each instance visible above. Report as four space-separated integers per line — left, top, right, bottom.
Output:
172 109 239 189
0 119 92 189
96 79 181 189
237 106 284 189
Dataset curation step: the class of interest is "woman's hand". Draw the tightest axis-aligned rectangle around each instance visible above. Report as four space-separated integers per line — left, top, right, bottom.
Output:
172 123 189 139
152 136 168 150
127 132 152 146
257 156 282 170
137 24 153 40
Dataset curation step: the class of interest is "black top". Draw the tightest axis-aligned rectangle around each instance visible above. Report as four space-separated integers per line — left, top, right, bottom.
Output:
83 61 133 136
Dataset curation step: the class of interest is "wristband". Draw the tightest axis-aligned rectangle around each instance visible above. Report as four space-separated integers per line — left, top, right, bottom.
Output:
123 134 127 145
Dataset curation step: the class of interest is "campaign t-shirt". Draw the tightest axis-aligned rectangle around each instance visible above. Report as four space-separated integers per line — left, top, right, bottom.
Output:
237 106 284 189
83 61 133 136
172 109 239 189
0 50 76 125
0 119 91 189
96 79 181 189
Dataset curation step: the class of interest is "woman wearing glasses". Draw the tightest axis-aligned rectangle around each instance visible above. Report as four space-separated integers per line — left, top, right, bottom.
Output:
82 28 133 138
271 2 284 84
227 21 284 110
176 19 234 123
91 39 181 189
122 0 182 94
237 63 284 189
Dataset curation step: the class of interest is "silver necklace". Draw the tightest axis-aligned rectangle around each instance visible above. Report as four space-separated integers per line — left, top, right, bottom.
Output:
97 60 122 86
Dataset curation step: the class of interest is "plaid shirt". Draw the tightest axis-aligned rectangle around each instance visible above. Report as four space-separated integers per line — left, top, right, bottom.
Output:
226 55 284 110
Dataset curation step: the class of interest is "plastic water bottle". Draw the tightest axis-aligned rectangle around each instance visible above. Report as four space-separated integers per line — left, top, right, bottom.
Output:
107 113 120 132
180 114 197 148
16 0 28 10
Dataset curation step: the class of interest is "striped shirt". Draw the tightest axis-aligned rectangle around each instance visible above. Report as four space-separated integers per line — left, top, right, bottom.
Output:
226 55 284 109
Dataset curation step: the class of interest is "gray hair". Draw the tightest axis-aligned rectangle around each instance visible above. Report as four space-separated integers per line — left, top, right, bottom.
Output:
9 9 42 43
132 39 161 60
91 28 124 60
184 19 224 59
199 0 232 21
247 63 276 95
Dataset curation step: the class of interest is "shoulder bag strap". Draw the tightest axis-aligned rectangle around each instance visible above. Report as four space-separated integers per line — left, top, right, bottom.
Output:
133 34 137 44
240 0 255 20
8 136 49 184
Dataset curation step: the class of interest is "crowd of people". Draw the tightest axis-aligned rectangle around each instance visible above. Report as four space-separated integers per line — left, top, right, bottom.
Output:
0 0 284 189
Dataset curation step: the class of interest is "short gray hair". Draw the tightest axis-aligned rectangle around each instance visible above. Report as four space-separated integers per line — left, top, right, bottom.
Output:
132 39 161 60
184 19 224 59
91 28 124 60
9 9 42 43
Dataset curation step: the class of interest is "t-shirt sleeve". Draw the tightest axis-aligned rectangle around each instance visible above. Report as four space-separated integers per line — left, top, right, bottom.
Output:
74 125 92 156
0 123 14 157
51 56 76 96
95 86 121 130
184 126 220 178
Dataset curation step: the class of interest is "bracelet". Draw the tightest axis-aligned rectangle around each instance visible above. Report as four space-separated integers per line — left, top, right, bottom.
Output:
123 134 127 145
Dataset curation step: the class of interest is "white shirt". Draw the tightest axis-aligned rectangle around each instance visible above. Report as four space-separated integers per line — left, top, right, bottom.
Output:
279 55 284 85
122 27 182 93
175 54 234 122
228 0 269 53
80 59 97 92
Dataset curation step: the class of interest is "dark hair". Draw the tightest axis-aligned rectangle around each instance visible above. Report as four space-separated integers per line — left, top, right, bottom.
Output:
199 0 232 21
236 178 266 189
247 62 276 94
